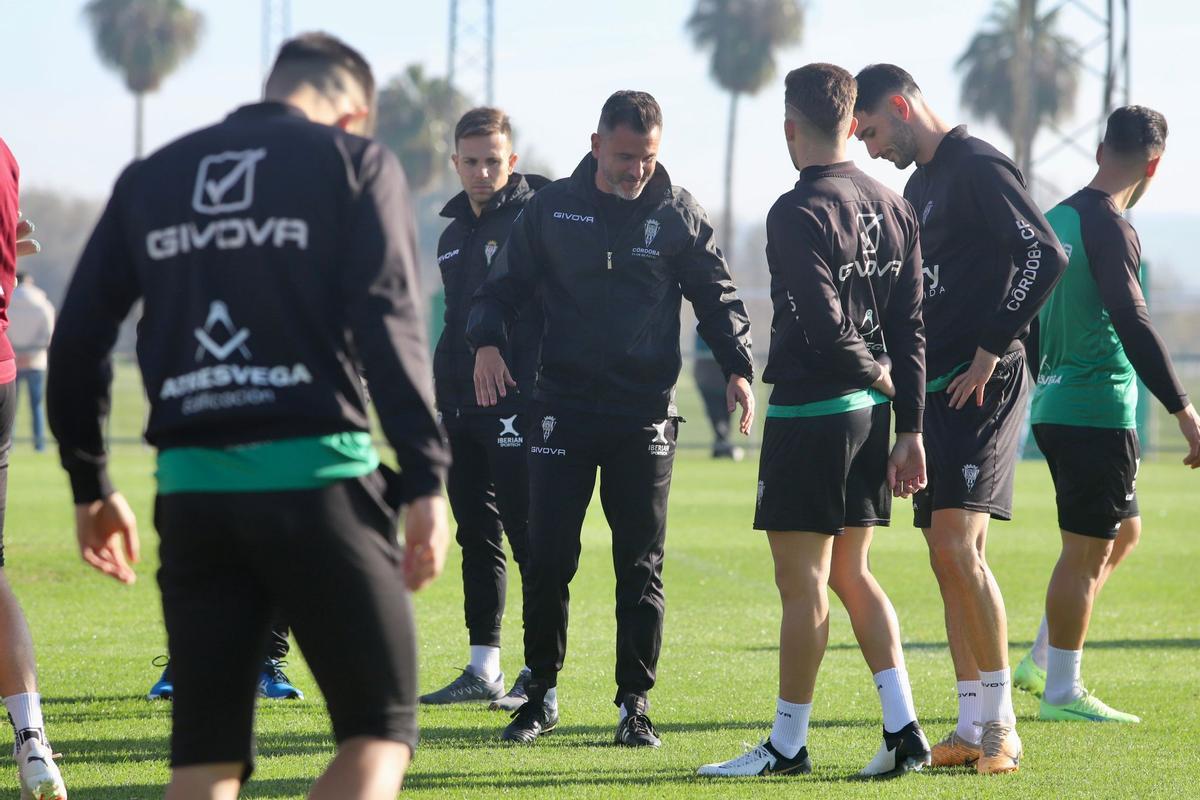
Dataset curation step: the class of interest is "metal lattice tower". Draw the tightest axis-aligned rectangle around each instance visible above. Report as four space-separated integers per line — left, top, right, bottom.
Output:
1031 0 1132 202
262 0 294 83
447 0 495 105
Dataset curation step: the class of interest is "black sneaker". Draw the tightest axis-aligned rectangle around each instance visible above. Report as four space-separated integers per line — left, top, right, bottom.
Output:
697 739 812 776
501 698 558 743
490 667 531 712
857 721 932 778
614 694 661 748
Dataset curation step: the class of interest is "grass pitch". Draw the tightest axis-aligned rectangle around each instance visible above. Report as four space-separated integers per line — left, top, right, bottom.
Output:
4 367 1198 798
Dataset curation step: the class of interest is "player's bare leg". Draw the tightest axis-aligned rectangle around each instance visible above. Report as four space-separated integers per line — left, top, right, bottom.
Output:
165 763 241 800
309 738 410 800
925 509 1020 773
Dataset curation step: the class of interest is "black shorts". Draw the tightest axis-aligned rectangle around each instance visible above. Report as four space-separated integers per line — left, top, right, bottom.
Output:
1032 423 1139 539
155 471 418 776
913 352 1027 528
0 381 14 567
754 404 891 535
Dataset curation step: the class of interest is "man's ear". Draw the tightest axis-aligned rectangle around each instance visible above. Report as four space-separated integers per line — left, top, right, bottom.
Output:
890 94 911 121
334 108 370 132
1146 155 1160 178
1095 142 1104 166
590 131 602 157
845 116 859 140
784 116 796 143
507 151 519 172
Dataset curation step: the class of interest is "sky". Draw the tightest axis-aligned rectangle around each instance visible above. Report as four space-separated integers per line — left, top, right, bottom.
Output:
6 0 1200 234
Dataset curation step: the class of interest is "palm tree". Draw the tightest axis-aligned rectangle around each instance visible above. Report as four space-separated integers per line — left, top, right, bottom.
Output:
687 0 804 243
375 64 473 195
84 0 204 159
956 0 1080 183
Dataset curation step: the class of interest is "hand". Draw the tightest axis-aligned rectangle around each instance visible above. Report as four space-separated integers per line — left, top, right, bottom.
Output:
402 494 449 591
726 374 755 435
16 216 41 258
473 346 515 407
887 432 927 498
871 364 896 399
75 493 139 584
947 347 1001 409
1176 403 1200 468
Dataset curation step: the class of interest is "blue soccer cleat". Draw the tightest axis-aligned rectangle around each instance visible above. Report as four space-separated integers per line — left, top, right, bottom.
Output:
148 655 173 700
259 659 304 700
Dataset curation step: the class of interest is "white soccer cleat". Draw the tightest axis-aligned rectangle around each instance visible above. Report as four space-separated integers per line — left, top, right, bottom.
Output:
696 740 812 777
16 733 66 800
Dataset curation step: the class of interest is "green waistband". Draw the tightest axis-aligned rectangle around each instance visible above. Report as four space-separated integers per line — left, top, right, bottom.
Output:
156 432 380 494
767 388 889 419
926 361 971 393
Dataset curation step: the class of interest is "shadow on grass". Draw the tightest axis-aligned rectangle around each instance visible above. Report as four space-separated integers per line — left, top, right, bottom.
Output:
61 777 317 800
745 637 1200 653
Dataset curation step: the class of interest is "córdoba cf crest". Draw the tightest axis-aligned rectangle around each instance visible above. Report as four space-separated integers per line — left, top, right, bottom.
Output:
485 240 498 265
962 464 980 491
541 415 557 442
643 218 660 246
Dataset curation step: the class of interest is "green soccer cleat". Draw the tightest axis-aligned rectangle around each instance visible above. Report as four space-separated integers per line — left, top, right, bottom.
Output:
1013 653 1046 699
1039 690 1140 723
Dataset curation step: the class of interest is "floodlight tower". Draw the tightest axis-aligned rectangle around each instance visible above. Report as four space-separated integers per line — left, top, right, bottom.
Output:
1031 0 1132 198
447 0 495 104
262 0 293 83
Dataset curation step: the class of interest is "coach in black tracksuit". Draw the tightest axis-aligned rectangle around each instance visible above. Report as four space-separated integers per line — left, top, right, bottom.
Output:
467 91 754 747
423 111 550 704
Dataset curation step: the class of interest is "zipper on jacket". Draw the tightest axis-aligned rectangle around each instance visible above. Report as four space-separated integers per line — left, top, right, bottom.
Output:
606 251 613 270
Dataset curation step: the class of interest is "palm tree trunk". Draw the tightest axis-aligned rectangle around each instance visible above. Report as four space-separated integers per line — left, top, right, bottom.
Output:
722 91 739 255
134 92 145 159
1011 0 1036 183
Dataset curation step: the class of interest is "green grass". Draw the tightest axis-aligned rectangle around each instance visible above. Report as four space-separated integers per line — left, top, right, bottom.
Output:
4 364 1199 798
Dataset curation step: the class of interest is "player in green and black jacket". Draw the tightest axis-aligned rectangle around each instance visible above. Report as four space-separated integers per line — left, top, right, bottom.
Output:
1010 106 1200 724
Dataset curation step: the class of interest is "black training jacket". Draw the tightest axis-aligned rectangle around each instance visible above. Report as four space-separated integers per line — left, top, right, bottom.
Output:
904 126 1068 378
46 102 449 504
435 172 548 416
466 154 753 419
764 162 926 432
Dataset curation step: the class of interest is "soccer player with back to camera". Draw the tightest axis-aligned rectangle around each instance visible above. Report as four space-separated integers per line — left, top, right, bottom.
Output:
852 64 1068 775
47 33 449 799
421 107 548 710
1012 106 1200 723
697 63 930 780
468 90 754 747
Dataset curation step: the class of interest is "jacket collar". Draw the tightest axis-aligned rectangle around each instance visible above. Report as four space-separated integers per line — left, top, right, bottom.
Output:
440 172 543 222
567 153 672 206
227 101 309 122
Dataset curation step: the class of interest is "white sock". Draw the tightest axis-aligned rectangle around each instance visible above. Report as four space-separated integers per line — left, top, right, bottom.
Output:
3 693 44 733
467 646 501 682
979 668 1016 725
874 667 917 733
544 686 557 709
1044 646 1083 705
769 698 811 758
1032 616 1049 670
955 680 982 744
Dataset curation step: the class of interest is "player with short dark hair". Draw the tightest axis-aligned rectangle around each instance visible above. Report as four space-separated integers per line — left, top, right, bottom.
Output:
698 62 929 779
468 89 754 747
420 106 548 710
1011 105 1200 723
47 31 449 799
853 63 1068 775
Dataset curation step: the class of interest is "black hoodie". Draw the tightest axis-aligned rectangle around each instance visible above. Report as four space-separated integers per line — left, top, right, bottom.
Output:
467 154 753 419
47 102 448 503
434 172 548 416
